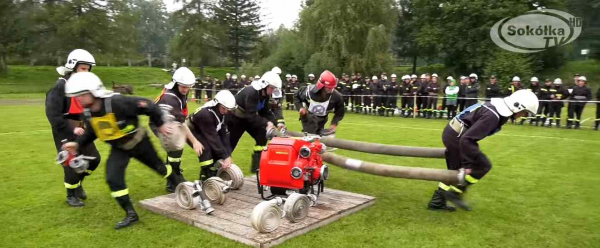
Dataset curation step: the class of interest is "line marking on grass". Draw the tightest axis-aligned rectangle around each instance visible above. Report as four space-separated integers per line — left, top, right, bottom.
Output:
343 122 600 144
0 130 49 136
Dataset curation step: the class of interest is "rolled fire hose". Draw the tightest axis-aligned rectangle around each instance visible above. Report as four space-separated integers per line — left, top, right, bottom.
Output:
175 181 215 214
203 177 231 204
251 197 285 233
216 163 245 190
271 129 445 159
321 152 465 185
283 193 311 223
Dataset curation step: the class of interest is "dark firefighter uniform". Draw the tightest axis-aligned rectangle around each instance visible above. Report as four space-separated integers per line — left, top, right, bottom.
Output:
214 79 223 93
76 95 181 229
386 79 399 116
362 80 373 114
458 81 467 111
485 82 502 100
504 83 523 96
284 80 299 110
429 102 509 211
520 82 541 125
203 78 214 99
194 77 203 102
187 104 232 181
464 81 480 109
372 79 386 115
567 85 592 129
46 76 101 206
400 80 413 117
337 77 351 107
595 88 600 131
547 84 569 127
417 80 428 117
226 85 284 173
536 83 552 126
294 85 345 134
152 87 189 191
405 81 420 117
425 81 441 119
351 77 364 113
229 80 242 95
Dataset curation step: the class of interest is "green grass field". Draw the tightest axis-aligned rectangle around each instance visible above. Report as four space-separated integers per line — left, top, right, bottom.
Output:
1 95 599 247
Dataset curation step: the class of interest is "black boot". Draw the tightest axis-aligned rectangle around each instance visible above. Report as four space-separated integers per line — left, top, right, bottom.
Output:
115 195 139 230
556 119 561 128
428 189 456 212
250 151 261 173
199 164 217 182
595 121 599 131
575 122 581 129
566 120 572 129
74 186 87 200
66 189 84 207
440 190 471 211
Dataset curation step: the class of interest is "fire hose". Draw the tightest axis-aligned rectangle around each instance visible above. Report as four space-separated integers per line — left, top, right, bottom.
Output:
321 152 465 185
251 193 317 233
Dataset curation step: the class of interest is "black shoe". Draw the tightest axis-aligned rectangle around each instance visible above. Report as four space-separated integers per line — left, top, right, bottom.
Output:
115 209 139 230
166 180 176 193
595 126 599 131
74 186 87 200
66 189 84 207
427 190 456 212
440 190 471 211
250 151 261 173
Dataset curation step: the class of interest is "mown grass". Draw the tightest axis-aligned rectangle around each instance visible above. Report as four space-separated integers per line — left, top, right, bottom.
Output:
0 97 599 247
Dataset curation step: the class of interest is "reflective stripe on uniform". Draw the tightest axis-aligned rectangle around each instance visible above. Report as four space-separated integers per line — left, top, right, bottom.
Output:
253 146 265 151
449 186 464 194
111 188 129 198
167 156 182 162
64 181 81 189
199 159 214 167
438 182 451 191
465 175 479 184
163 164 172 178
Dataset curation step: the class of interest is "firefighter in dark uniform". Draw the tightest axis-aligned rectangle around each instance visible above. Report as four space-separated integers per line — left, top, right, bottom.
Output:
373 74 387 116
399 75 411 117
485 75 502 101
307 73 316 86
46 49 101 207
194 73 203 103
284 74 293 110
405 76 420 118
535 79 553 126
504 76 523 124
352 73 364 113
229 75 242 95
428 90 538 211
416 74 428 117
214 77 223 93
363 76 374 114
295 70 345 134
458 76 467 111
203 75 214 100
338 73 351 108
595 87 600 131
547 78 569 128
152 67 204 192
223 73 233 91
226 71 285 173
520 77 541 125
464 73 480 109
187 90 237 181
63 72 183 229
387 74 400 116
567 76 592 129
425 74 441 119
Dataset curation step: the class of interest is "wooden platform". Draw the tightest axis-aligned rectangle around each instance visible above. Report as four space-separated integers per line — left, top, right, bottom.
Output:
139 177 375 248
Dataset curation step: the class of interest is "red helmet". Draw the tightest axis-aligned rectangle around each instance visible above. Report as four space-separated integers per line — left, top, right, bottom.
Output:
316 70 337 90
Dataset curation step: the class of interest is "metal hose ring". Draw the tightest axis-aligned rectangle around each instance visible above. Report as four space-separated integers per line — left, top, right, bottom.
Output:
251 200 284 233
176 182 199 210
217 164 245 189
283 193 311 223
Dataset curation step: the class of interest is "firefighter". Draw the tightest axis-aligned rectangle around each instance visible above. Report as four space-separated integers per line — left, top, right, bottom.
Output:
406 75 420 118
307 73 316 86
520 77 541 125
223 73 233 90
464 73 480 109
352 73 364 113
63 72 183 229
505 76 523 96
595 87 600 131
399 75 411 117
444 77 459 120
338 74 351 109
152 67 204 192
547 78 569 128
363 76 375 114
387 74 400 116
215 76 223 92
373 74 386 116
193 73 203 103
425 74 441 119
295 70 345 135
229 75 242 95
46 49 101 207
203 75 214 100
226 71 284 173
241 75 248 86
428 90 538 211
485 75 502 100
187 90 237 181
416 74 428 117
566 76 592 129
535 79 553 126
458 76 467 111
284 74 294 110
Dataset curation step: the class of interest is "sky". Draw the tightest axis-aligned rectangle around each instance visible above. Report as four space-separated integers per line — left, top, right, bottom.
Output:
163 0 303 31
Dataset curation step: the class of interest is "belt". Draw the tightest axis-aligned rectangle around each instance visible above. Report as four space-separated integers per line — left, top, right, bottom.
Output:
448 118 466 136
119 127 146 150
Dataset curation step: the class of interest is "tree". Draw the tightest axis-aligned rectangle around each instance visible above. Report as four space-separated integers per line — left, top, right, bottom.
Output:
0 0 29 73
214 0 262 69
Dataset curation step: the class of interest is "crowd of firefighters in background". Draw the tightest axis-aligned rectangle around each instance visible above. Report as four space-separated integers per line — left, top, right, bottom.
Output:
192 71 599 131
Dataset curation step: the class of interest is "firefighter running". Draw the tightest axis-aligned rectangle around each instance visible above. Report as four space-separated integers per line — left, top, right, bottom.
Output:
294 70 345 135
62 72 183 229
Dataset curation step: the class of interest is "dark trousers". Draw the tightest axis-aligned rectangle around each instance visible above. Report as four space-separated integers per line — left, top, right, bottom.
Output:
363 95 372 111
548 103 563 126
206 88 214 99
226 115 268 152
464 99 478 109
536 101 550 124
285 93 294 109
446 105 457 119
442 125 491 183
52 129 101 189
426 96 438 116
595 103 600 128
567 104 585 126
458 98 466 112
374 95 384 114
195 89 203 100
300 113 329 134
353 94 362 110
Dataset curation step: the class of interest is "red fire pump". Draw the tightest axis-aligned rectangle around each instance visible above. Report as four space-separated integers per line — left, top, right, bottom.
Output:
251 136 329 233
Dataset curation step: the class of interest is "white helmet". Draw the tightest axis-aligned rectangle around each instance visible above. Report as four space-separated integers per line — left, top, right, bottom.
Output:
232 74 238 80
372 76 378 80
65 49 96 70
530 77 538 82
271 66 282 75
512 76 521 82
447 76 454 80
254 75 260 79
460 76 467 80
292 75 298 79
252 71 282 90
469 73 478 79
167 67 195 89
65 72 114 98
308 73 315 78
391 74 397 78
553 78 563 85
491 89 539 117
578 76 587 81
226 73 231 76
241 75 246 79
420 74 427 79
214 90 237 110
401 75 410 80
432 73 439 78
411 74 418 79
285 74 291 78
